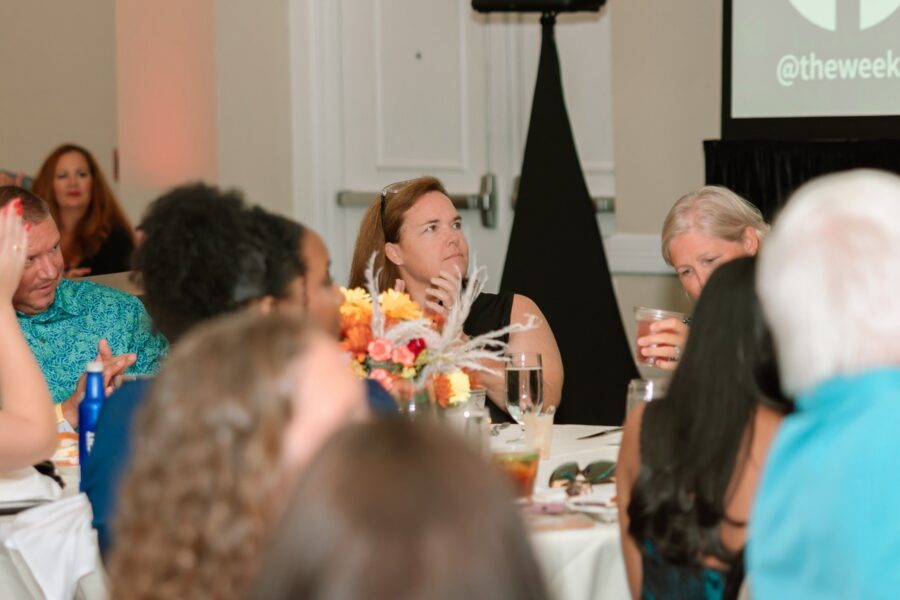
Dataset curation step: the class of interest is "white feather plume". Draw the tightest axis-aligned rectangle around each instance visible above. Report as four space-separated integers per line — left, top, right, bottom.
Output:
361 252 537 385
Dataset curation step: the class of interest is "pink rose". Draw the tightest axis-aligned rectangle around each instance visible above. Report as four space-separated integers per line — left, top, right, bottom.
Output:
368 338 394 362
392 345 416 368
369 368 394 392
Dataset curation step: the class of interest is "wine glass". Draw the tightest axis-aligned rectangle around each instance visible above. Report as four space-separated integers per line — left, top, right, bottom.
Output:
505 352 543 442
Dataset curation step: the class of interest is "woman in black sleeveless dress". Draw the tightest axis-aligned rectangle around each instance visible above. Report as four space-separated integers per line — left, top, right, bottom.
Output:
349 176 563 421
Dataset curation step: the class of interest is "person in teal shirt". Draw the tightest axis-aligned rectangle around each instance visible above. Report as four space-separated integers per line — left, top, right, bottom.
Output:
751 170 900 600
1 186 166 428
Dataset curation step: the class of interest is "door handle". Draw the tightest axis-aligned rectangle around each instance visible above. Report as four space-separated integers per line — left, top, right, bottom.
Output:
336 173 498 229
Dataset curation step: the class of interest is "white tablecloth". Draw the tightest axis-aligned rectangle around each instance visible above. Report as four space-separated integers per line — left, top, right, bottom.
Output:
492 424 629 600
27 426 629 600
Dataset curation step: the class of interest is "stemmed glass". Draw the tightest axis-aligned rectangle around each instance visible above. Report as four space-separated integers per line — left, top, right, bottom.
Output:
505 352 543 442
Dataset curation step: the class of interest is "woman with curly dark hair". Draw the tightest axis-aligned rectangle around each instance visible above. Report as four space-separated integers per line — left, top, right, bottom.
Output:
108 311 366 599
616 257 788 599
31 143 134 277
82 184 310 553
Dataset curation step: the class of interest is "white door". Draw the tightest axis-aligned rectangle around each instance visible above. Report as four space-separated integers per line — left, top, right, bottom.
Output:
290 2 615 290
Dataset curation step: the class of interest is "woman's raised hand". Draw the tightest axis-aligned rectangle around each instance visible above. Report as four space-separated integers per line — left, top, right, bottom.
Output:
636 317 689 371
0 199 28 304
424 268 463 318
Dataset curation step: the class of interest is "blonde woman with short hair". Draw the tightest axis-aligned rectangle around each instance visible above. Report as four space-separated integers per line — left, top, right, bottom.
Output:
637 186 768 370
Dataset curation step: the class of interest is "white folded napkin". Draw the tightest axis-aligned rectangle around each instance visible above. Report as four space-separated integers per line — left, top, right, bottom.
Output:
0 494 99 600
0 468 63 506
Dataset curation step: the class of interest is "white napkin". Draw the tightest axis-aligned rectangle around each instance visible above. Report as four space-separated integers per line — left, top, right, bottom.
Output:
0 494 99 600
0 468 63 506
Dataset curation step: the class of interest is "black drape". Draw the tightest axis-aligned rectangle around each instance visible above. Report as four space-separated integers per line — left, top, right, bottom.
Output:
500 14 637 425
705 139 900 221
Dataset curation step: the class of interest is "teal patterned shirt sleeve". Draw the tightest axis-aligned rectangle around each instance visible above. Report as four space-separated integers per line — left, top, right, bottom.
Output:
16 279 168 404
127 303 168 375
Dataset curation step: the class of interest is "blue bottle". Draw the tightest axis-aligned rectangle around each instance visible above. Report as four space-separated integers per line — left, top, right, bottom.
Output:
78 361 105 465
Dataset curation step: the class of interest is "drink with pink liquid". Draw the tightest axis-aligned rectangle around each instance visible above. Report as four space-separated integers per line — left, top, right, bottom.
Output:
634 306 685 367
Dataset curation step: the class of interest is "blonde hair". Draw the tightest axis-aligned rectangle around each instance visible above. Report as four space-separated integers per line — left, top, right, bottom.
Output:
661 186 769 266
348 176 447 290
108 311 316 599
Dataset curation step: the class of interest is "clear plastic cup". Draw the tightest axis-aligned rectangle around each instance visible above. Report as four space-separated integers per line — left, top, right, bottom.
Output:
524 410 554 459
492 447 540 499
634 306 685 367
626 378 669 415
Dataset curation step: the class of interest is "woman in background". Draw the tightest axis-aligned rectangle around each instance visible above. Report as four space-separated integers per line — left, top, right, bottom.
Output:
617 257 787 599
350 176 563 422
108 311 366 599
252 420 549 600
637 186 767 370
32 143 134 276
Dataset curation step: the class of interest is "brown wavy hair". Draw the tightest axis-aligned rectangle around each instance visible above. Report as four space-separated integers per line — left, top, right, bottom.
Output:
108 311 317 600
348 176 446 290
251 420 550 600
31 143 133 265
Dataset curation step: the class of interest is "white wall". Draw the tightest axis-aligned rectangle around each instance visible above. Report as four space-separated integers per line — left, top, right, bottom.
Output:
214 0 294 218
115 0 218 221
609 0 723 346
3 1 718 340
611 0 722 234
0 2 117 191
114 0 294 221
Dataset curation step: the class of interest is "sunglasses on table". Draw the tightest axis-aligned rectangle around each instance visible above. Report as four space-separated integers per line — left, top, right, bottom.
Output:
548 460 616 496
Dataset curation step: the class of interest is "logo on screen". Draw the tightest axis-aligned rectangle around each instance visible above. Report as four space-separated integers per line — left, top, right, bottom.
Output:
789 0 900 31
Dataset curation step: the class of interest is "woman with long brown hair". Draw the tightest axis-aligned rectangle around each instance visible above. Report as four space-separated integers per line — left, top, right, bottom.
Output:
107 311 366 599
349 176 563 423
32 143 134 276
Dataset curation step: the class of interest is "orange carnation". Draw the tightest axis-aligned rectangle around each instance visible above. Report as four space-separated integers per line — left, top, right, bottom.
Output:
341 323 373 355
431 374 453 409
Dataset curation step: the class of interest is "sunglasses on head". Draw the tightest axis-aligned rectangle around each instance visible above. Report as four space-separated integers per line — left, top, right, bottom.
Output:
548 460 616 496
379 179 414 235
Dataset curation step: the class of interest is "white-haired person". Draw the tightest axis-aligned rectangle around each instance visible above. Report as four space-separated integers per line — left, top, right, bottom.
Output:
748 169 900 599
637 186 767 370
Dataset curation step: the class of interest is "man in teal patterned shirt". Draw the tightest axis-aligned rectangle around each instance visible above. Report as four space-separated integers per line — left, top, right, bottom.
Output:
1 187 167 428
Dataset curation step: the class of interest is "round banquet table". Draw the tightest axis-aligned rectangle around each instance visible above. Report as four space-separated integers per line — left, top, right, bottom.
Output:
25 425 631 600
491 424 630 600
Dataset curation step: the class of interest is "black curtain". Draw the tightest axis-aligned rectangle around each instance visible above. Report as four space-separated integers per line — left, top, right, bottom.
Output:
500 14 637 426
705 139 900 221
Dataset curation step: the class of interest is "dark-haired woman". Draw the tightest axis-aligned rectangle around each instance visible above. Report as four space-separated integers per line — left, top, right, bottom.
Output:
82 185 358 555
31 143 135 276
616 257 787 599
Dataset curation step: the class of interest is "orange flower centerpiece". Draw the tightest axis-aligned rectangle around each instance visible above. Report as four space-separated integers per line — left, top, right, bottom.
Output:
339 285 431 399
340 255 536 414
